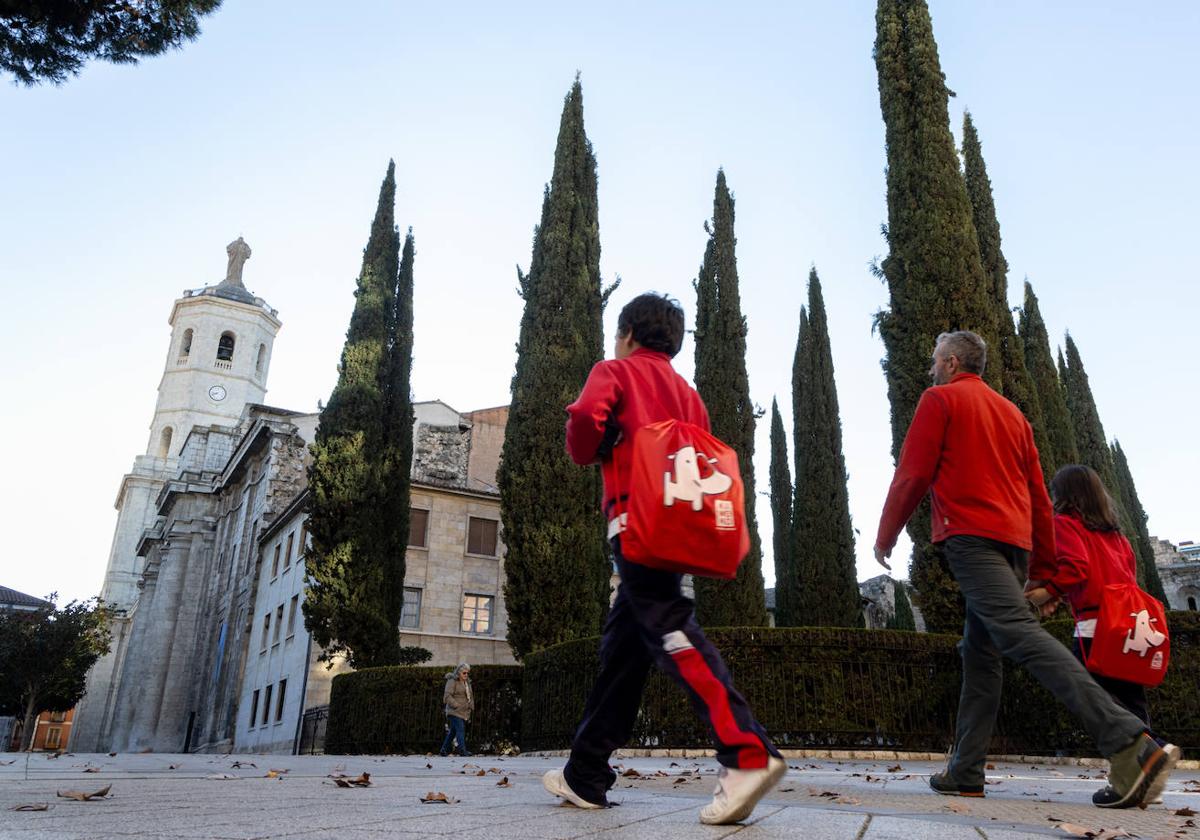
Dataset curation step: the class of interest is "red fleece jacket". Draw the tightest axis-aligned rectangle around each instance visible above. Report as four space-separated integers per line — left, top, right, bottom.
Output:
876 373 1054 568
565 348 710 516
1032 513 1137 614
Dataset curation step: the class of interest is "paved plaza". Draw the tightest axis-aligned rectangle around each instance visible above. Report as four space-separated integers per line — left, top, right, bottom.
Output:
2 752 1197 839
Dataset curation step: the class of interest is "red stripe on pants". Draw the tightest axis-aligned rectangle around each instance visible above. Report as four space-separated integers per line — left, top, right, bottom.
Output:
670 646 767 768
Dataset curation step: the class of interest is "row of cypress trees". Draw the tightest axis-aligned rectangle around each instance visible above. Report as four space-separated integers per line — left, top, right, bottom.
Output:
873 0 1167 631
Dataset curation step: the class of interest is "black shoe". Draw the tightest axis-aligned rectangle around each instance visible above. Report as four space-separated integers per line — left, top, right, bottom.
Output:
929 771 985 798
1092 785 1122 807
1103 733 1181 809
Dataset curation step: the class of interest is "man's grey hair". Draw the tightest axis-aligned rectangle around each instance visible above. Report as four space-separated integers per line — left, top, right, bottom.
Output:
936 330 987 374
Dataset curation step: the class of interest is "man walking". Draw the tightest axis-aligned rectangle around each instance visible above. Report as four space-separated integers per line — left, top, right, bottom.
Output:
874 331 1179 809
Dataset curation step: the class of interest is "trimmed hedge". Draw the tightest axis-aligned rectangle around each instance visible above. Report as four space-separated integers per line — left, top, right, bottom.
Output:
327 614 1200 758
325 664 522 755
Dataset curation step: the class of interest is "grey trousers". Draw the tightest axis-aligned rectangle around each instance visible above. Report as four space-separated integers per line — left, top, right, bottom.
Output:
945 535 1146 785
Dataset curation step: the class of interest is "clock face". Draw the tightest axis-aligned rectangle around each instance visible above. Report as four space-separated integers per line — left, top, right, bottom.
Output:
208 385 228 402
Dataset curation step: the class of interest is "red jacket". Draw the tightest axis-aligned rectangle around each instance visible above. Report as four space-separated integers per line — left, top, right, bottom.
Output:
876 373 1053 568
565 348 710 517
1034 513 1137 615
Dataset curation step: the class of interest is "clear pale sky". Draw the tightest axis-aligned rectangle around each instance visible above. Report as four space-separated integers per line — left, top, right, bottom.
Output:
1 2 1196 606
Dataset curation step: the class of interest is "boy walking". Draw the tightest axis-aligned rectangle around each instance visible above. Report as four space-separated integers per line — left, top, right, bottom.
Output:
542 293 784 826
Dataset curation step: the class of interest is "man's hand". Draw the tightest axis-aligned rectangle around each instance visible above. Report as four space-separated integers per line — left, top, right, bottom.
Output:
1025 586 1053 606
873 544 892 571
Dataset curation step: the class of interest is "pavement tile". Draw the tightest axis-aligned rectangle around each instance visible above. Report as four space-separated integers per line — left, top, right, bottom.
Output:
736 805 870 838
864 815 983 839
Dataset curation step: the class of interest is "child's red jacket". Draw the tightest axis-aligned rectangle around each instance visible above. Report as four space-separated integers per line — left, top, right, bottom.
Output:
565 348 710 518
1033 513 1138 615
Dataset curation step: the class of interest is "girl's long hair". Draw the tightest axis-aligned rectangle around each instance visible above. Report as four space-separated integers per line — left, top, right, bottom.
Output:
1050 464 1122 532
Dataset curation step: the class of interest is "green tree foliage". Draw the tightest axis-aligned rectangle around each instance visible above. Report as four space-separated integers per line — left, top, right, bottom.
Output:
692 169 768 627
305 161 412 669
1 1 221 85
768 397 794 626
886 579 917 631
0 596 110 750
1018 282 1078 478
499 79 612 659
791 269 861 627
961 112 1049 457
1112 440 1169 604
873 0 995 633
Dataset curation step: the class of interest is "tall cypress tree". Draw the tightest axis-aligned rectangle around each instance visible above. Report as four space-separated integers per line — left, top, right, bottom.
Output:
887 579 917 631
768 397 794 626
1018 281 1078 478
692 169 768 626
1112 441 1169 604
304 161 404 668
498 79 611 659
792 269 861 627
873 0 996 633
961 112 1049 456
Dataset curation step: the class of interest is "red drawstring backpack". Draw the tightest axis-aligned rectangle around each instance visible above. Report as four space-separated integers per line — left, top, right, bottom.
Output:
613 419 750 578
1078 584 1170 687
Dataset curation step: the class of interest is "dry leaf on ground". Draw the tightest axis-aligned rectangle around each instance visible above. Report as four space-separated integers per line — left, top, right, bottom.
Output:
944 802 971 815
331 772 371 788
10 803 50 811
1057 824 1130 839
475 770 486 777
496 776 512 787
985 763 996 770
167 764 179 770
231 761 256 769
83 767 100 773
420 791 459 804
887 765 903 773
1175 808 1198 817
834 795 861 805
107 752 117 757
621 768 641 777
56 785 111 802
206 773 238 780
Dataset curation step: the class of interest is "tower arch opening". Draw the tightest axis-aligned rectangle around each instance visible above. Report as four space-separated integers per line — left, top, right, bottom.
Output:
217 332 236 363
180 328 193 360
256 343 266 376
157 427 174 458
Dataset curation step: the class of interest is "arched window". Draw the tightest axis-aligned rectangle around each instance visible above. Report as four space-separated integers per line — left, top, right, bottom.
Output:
1189 596 1197 612
180 328 193 358
256 343 266 376
158 427 173 458
217 331 236 362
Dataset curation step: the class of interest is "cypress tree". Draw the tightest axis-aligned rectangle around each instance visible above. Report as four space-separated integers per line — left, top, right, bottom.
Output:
498 79 611 659
1018 282 1078 478
792 269 861 627
304 161 404 668
961 112 1049 456
1112 440 1169 604
768 397 794 626
887 579 917 631
692 169 768 626
873 0 996 633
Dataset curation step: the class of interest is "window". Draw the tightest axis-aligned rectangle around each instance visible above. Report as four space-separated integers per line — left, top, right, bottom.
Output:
271 544 282 578
45 728 61 749
261 684 273 725
249 690 260 728
261 613 270 653
273 604 284 644
217 331 236 362
461 594 493 635
275 679 287 723
1189 596 1197 612
408 508 429 548
180 328 193 358
467 517 499 556
298 524 308 565
158 426 173 458
49 711 66 723
256 343 266 375
400 588 422 629
284 531 295 569
287 595 299 637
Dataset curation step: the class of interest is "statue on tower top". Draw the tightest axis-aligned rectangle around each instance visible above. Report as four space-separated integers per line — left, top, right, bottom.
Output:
222 237 252 287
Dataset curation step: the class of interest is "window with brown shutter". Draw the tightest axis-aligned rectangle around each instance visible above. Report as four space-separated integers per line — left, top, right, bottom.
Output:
408 508 429 548
467 517 498 556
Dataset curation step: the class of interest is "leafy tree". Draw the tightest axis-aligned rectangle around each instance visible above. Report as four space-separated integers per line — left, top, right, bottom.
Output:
499 78 614 658
0 596 110 751
1 1 221 85
767 397 794 626
305 161 407 669
791 269 861 627
961 112 1049 457
692 169 768 626
1111 440 1169 604
873 0 995 633
1018 282 1078 478
886 579 917 631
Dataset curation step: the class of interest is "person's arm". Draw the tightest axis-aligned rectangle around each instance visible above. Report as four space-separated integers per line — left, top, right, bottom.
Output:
443 680 453 707
1043 515 1091 600
875 390 948 563
1025 427 1056 580
565 362 622 466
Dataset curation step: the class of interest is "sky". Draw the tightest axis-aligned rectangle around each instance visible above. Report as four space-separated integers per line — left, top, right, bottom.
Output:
1 2 1197 607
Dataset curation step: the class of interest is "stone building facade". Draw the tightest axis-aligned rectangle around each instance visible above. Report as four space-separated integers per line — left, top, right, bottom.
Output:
1152 536 1200 613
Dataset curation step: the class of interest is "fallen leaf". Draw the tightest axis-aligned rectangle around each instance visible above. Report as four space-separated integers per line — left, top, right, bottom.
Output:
488 768 502 774
1177 809 1199 818
496 776 512 787
621 768 640 777
167 764 179 770
426 763 432 769
56 785 111 802
264 770 280 779
231 761 256 769
268 768 289 775
944 802 971 815
985 763 996 770
475 770 486 777
778 787 795 792
420 791 459 804
887 765 903 773
336 772 371 787
10 803 50 811
206 773 238 780
0 759 15 765
834 795 861 805
83 767 100 773
107 752 117 757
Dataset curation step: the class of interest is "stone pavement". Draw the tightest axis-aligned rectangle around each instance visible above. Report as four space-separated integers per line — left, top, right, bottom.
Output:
1 752 1197 839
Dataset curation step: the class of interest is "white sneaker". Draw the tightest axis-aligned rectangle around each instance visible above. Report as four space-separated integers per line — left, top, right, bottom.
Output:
542 768 603 810
699 756 787 825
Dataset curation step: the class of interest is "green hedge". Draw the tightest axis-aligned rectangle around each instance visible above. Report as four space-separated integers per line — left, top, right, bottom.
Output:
325 664 522 755
327 614 1200 758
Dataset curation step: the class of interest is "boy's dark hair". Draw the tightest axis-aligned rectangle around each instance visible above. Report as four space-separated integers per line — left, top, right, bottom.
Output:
616 293 685 357
1050 464 1122 532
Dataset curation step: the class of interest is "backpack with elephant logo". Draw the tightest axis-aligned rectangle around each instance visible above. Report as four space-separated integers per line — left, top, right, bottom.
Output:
1080 583 1171 687
614 419 749 578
